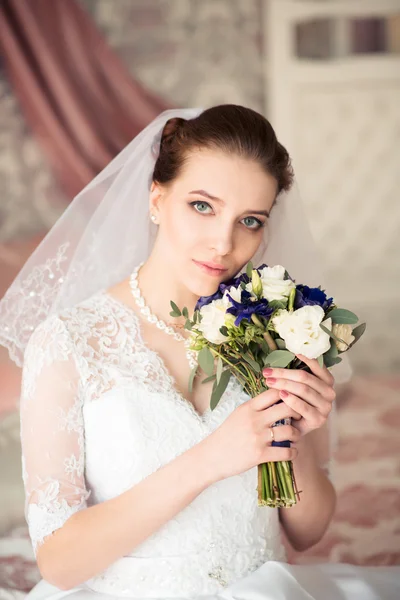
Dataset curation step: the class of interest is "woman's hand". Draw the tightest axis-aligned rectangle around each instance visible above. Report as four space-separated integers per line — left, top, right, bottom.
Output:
262 354 336 437
203 388 301 482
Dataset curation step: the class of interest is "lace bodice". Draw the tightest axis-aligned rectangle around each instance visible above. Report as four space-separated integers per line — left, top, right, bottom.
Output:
20 291 286 597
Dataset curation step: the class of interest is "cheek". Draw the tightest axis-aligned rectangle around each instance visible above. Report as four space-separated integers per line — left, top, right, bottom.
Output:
161 206 200 255
235 228 265 262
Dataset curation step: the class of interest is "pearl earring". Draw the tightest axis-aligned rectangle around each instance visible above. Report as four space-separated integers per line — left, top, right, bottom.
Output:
150 213 158 224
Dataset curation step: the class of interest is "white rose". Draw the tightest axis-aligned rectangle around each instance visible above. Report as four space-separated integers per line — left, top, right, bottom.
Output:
198 299 229 344
247 265 295 301
332 323 355 352
272 306 331 359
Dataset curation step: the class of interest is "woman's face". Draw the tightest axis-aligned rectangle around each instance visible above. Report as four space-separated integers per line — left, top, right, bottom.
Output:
150 148 278 297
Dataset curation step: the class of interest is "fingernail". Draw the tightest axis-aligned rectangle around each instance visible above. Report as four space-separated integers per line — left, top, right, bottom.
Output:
280 390 289 398
266 377 276 384
263 368 273 376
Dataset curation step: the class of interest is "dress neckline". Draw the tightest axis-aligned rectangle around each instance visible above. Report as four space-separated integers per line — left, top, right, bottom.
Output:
99 290 232 424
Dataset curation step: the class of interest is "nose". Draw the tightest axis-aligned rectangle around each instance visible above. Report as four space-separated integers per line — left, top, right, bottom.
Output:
210 223 234 257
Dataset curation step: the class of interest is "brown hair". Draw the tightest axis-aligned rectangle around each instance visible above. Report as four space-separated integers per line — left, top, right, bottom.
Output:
152 104 293 195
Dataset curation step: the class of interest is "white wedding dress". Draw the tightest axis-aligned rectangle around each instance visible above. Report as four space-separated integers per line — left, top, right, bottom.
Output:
20 290 399 600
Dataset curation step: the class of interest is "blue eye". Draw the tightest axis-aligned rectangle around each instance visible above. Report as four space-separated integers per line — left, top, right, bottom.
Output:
190 201 213 214
241 216 264 230
189 201 264 231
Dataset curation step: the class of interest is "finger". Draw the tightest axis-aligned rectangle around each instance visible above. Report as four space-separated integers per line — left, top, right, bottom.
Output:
263 366 332 399
263 400 301 424
266 424 301 444
296 353 334 387
280 392 327 428
264 446 298 463
251 388 281 411
266 378 333 415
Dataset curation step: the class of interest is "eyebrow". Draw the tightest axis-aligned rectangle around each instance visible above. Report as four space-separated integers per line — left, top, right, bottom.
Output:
188 189 271 218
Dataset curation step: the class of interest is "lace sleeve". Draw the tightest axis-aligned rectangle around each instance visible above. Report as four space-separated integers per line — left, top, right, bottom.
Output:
20 315 91 557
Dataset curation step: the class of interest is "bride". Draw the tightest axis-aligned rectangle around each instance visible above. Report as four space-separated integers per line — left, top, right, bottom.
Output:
0 105 398 599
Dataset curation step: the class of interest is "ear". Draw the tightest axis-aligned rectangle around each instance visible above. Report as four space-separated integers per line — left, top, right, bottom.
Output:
149 181 165 216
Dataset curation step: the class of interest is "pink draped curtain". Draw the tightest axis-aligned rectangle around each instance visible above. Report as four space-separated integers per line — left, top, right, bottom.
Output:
0 0 171 409
0 0 170 198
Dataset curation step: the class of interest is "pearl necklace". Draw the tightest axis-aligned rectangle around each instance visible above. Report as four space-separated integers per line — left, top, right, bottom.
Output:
129 263 198 370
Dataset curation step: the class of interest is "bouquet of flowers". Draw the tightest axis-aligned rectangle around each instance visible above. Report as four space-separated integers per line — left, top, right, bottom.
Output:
170 263 366 508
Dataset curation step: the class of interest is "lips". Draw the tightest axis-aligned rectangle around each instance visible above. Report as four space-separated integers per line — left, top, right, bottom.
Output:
193 260 228 277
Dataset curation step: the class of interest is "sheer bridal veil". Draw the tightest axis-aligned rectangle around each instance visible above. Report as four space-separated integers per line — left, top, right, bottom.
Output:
0 106 352 470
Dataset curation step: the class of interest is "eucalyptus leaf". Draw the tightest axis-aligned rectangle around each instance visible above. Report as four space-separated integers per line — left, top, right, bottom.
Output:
170 301 181 316
182 307 189 319
185 319 193 330
324 340 339 359
264 350 295 368
350 322 366 346
259 339 271 354
216 357 223 384
324 355 342 368
275 338 287 350
188 365 198 393
320 324 348 347
327 308 358 325
246 261 253 278
169 311 180 318
198 347 215 376
242 353 261 372
210 370 231 410
201 374 217 384
268 300 287 312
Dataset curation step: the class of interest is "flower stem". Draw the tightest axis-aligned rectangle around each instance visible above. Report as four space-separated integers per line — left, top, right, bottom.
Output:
263 331 278 351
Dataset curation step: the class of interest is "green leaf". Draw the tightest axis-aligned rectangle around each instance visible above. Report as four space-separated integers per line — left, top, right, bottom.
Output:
219 325 229 337
317 355 324 368
259 339 271 354
320 324 348 347
275 338 287 350
198 347 215 376
216 357 223 384
182 307 189 319
240 281 247 290
242 353 261 372
170 301 181 316
327 308 358 325
201 374 216 384
350 322 366 346
210 370 231 410
188 365 198 393
246 261 253 278
268 300 287 312
169 311 181 318
324 340 338 359
184 319 193 330
324 355 342 368
264 350 295 368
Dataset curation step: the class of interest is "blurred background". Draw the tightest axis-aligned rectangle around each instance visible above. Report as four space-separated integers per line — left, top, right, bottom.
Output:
0 0 399 595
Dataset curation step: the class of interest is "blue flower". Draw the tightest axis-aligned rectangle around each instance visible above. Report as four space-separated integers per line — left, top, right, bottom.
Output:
294 285 333 311
195 272 251 311
226 290 273 326
195 289 224 311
